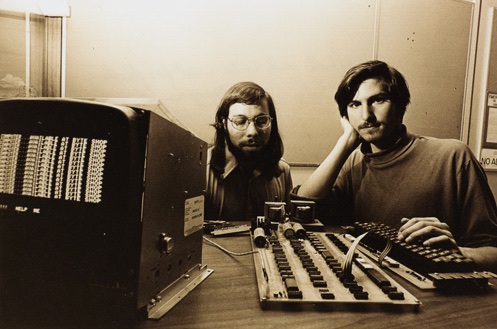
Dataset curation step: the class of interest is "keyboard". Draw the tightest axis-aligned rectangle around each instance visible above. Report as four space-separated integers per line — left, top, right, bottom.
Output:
351 222 497 289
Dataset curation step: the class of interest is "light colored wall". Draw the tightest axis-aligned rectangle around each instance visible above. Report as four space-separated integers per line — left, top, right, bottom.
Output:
29 0 490 196
291 167 316 187
63 0 473 165
64 0 373 162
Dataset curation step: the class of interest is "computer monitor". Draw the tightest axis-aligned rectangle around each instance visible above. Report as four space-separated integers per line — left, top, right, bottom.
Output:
0 98 211 321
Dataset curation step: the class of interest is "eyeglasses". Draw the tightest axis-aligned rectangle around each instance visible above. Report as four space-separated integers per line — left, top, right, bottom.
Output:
227 115 272 131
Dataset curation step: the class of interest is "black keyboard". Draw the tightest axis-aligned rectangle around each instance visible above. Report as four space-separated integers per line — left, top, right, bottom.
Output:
351 222 496 289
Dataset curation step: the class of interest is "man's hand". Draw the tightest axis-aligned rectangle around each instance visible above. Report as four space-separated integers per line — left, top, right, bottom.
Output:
339 116 361 150
397 217 459 249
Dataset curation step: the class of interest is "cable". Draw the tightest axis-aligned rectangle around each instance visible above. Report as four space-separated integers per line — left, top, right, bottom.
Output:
342 232 369 277
203 236 258 256
378 240 393 268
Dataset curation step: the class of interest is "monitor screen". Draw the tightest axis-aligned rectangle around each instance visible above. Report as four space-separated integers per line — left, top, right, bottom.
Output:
0 98 208 322
0 99 148 284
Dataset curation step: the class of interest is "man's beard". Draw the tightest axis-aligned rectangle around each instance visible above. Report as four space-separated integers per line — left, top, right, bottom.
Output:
226 137 265 165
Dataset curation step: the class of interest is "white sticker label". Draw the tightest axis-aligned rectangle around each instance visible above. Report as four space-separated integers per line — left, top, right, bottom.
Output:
184 195 204 236
480 148 497 170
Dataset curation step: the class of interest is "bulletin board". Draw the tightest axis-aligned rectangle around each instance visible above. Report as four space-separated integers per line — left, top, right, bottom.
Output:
479 10 497 171
482 93 497 148
481 93 497 169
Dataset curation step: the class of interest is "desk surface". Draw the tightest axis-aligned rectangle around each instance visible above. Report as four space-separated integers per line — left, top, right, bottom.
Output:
160 233 497 329
3 231 497 329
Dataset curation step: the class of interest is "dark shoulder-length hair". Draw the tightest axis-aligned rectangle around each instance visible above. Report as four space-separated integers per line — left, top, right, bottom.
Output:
210 81 284 178
334 60 411 119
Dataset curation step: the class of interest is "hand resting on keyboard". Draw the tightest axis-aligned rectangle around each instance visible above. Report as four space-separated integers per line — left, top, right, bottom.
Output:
398 217 458 250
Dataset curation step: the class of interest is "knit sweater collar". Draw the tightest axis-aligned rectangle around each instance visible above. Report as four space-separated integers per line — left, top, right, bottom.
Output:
360 125 415 164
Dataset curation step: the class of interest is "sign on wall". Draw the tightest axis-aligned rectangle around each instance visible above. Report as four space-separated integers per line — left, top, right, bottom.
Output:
480 148 497 170
481 92 497 170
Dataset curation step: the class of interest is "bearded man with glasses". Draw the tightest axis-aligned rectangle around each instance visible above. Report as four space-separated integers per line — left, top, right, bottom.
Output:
206 81 293 221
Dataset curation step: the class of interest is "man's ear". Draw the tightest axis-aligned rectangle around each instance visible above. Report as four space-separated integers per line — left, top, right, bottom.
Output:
214 119 225 130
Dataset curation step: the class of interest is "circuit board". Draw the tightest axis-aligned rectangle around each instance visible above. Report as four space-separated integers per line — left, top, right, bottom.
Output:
251 226 421 311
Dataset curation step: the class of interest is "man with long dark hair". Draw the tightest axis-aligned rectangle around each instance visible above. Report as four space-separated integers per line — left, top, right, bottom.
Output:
206 81 292 220
294 60 497 271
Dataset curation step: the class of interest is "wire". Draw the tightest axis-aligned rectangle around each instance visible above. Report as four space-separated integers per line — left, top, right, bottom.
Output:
203 236 258 256
342 232 369 277
378 240 393 268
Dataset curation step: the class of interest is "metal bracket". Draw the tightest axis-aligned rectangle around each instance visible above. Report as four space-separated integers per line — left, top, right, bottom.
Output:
147 264 213 320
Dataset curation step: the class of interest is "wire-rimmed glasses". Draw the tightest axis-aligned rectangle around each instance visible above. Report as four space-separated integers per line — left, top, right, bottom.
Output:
227 115 272 131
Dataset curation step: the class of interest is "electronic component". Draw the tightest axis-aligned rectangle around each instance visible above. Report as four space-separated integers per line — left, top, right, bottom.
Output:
290 200 315 223
211 224 251 236
252 215 271 235
281 222 295 239
351 222 497 289
265 201 324 232
293 222 306 239
0 98 212 320
264 201 287 222
253 227 268 248
203 220 227 234
251 229 421 311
